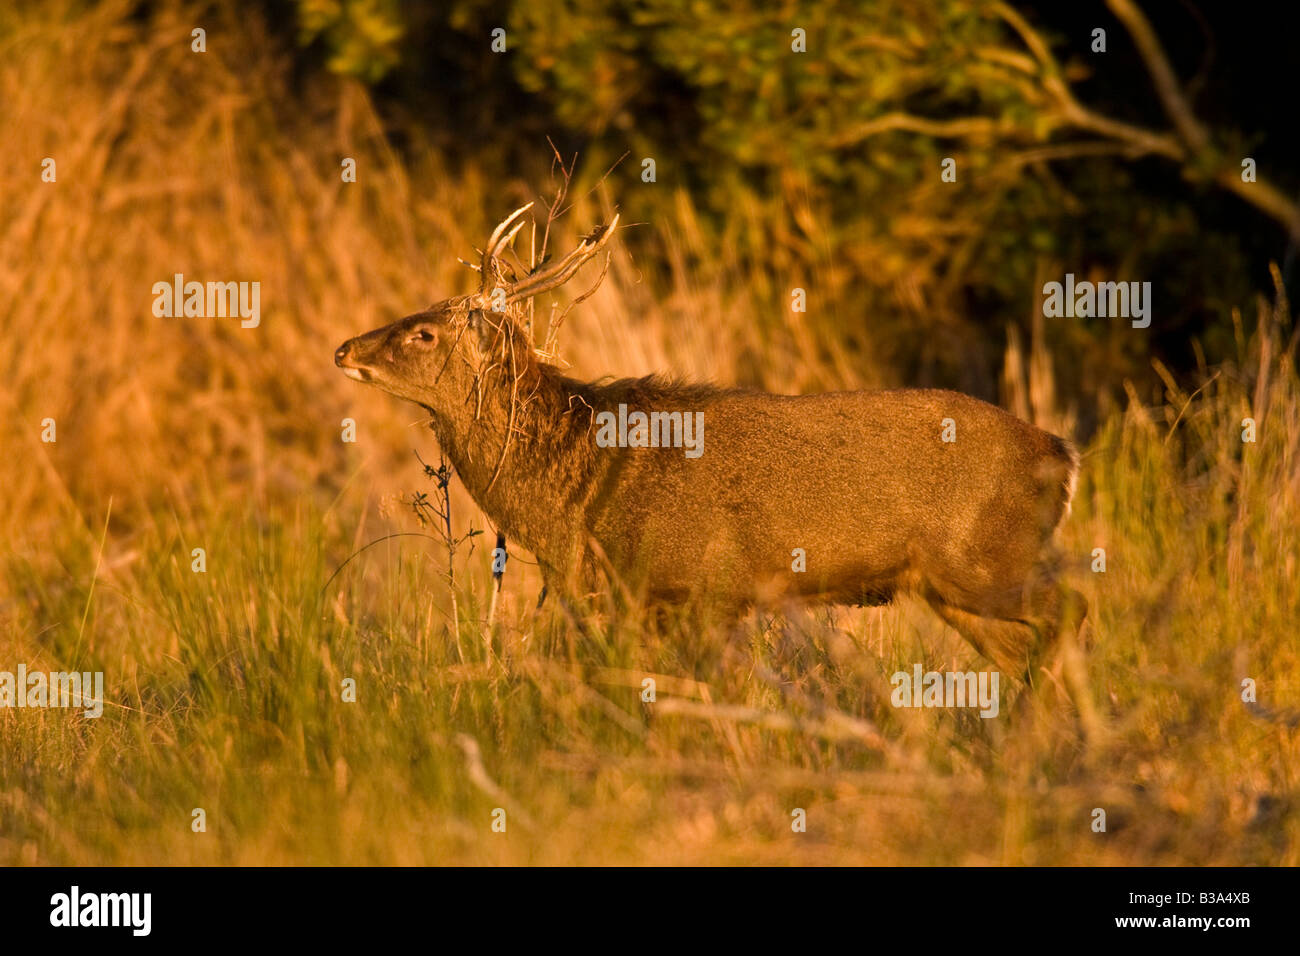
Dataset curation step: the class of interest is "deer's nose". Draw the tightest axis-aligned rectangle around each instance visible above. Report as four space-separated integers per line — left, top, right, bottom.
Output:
334 342 352 366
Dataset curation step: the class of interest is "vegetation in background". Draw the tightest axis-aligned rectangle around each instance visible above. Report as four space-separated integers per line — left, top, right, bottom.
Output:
296 0 404 82
291 0 1298 418
0 0 1296 864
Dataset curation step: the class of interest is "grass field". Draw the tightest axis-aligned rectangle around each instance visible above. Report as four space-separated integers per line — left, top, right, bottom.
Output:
1 0 1297 865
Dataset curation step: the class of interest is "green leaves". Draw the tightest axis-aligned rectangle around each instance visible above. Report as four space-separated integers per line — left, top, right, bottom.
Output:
296 0 405 83
286 0 1273 404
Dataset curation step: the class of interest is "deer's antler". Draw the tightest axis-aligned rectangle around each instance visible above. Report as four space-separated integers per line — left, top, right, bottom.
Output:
471 204 619 312
477 202 534 307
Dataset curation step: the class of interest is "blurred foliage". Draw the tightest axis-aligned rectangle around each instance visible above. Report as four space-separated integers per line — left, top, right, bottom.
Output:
287 0 1287 421
295 0 404 83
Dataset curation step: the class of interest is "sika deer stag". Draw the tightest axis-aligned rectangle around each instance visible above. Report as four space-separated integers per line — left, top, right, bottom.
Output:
335 204 1086 682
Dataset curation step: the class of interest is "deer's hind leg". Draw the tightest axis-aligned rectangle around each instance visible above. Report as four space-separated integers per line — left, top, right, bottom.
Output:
923 598 1039 679
923 571 1090 740
922 558 1086 688
1020 576 1097 741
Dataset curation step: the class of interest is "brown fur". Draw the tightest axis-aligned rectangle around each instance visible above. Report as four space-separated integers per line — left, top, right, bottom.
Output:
336 300 1083 678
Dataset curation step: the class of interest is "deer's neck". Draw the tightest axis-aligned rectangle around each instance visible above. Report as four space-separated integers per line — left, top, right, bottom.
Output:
427 358 596 567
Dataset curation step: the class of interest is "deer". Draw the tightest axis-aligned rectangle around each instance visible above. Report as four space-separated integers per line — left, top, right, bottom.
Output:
335 203 1087 686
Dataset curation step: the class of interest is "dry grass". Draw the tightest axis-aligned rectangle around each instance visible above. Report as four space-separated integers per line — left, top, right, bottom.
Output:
0 0 1297 865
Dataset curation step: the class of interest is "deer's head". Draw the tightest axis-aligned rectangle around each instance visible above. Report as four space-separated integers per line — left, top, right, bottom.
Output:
334 203 617 409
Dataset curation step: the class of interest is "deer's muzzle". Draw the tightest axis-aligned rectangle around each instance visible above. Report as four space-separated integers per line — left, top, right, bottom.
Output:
334 340 371 381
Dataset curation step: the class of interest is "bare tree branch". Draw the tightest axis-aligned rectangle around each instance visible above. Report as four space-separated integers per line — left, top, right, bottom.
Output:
1105 0 1210 152
993 0 1300 236
829 112 1006 149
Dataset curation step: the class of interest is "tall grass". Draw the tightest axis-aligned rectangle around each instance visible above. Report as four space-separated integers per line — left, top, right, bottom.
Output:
0 0 1296 864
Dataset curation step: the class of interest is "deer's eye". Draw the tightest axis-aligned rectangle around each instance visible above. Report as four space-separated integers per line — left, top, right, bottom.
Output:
405 329 436 345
